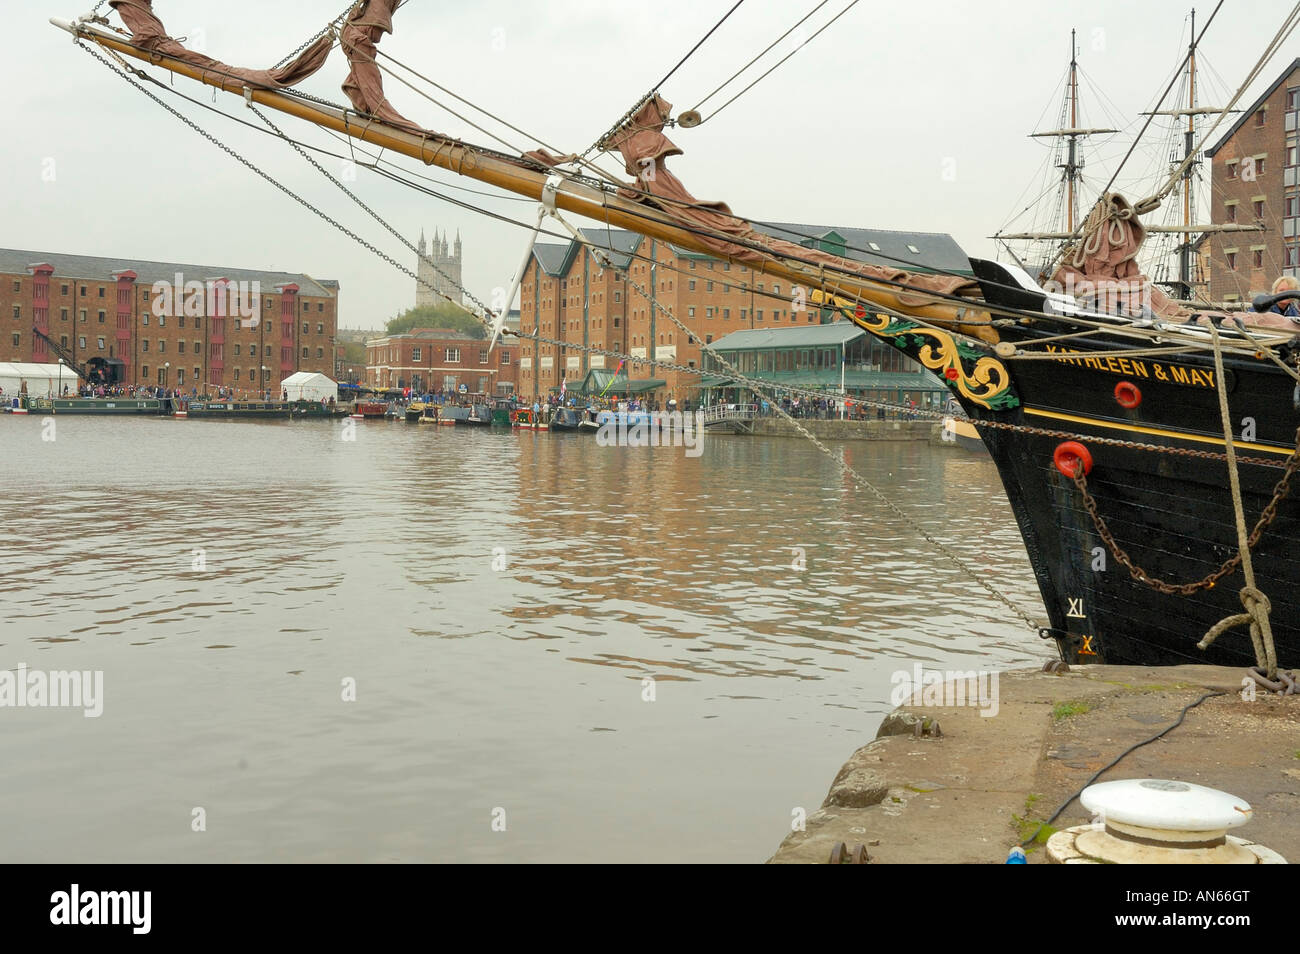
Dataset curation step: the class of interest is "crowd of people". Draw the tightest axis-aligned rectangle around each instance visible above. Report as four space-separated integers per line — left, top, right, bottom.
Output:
65 383 304 403
718 394 927 420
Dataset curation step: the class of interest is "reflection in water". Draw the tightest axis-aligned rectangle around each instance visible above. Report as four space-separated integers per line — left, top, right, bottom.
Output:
0 416 1042 862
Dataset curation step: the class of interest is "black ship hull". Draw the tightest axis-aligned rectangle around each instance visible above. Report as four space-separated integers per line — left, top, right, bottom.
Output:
846 274 1299 670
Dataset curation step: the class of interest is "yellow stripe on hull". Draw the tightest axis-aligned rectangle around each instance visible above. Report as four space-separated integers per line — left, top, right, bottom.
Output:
1023 408 1294 457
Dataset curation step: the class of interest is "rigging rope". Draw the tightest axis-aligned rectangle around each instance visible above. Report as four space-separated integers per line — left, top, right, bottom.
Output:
1142 2 1300 209
652 0 746 94
699 0 864 124
582 0 746 157
689 0 830 113
270 0 355 71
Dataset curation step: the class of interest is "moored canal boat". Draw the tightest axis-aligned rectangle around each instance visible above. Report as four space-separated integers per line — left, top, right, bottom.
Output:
550 407 582 432
464 403 494 426
24 397 165 415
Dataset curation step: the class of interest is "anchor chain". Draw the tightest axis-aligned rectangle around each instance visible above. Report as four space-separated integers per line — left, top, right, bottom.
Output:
1068 437 1299 597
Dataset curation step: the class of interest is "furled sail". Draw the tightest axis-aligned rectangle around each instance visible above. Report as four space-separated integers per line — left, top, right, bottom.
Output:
108 0 333 89
1052 193 1300 331
339 0 427 133
597 95 983 316
1050 193 1189 320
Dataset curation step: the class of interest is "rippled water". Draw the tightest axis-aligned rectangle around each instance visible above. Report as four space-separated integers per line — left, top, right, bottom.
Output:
0 415 1043 862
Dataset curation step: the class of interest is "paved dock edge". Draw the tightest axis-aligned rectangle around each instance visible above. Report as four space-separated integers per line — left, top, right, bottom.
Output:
767 664 1299 864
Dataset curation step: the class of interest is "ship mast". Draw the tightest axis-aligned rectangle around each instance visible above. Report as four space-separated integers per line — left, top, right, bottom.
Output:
1141 8 1244 300
1012 30 1117 276
1180 9 1198 295
1068 28 1080 234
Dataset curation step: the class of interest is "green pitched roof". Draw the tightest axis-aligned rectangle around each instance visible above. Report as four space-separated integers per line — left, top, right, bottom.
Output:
707 321 865 352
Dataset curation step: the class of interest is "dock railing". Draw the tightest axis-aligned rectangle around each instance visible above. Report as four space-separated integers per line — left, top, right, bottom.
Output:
701 403 758 430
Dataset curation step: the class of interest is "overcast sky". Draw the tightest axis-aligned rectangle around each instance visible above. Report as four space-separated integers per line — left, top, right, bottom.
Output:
7 0 1297 328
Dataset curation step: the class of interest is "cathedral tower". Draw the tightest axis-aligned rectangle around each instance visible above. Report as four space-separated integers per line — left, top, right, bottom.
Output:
415 226 464 308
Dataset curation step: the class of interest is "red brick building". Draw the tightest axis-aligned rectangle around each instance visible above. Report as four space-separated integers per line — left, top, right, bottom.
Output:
515 225 971 402
364 328 516 395
0 247 338 393
1205 58 1300 302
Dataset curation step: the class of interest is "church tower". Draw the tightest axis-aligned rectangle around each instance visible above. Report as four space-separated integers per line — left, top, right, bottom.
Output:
415 226 464 308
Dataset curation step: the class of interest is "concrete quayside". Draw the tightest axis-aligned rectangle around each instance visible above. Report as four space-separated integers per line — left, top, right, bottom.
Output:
769 664 1299 864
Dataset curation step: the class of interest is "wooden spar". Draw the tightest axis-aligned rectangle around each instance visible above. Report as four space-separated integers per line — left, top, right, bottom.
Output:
51 17 991 332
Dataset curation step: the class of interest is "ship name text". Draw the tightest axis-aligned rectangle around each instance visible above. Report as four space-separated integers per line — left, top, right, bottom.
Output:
1042 346 1216 388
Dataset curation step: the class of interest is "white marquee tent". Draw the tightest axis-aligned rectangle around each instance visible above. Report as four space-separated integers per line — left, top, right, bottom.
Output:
0 362 83 401
280 371 338 402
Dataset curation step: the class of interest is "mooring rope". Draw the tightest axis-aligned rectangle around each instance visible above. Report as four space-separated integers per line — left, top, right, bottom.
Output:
1198 325 1279 679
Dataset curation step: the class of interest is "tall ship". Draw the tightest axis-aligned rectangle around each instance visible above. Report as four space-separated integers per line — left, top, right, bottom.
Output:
53 2 1300 681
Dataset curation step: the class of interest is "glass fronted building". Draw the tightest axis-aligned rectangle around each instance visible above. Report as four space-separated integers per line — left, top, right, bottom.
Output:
699 321 947 415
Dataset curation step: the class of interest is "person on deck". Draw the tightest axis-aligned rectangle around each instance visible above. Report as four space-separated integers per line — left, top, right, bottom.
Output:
1268 275 1300 319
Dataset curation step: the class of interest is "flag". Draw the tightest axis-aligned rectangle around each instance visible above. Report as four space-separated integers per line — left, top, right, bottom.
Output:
597 360 627 398
560 378 567 401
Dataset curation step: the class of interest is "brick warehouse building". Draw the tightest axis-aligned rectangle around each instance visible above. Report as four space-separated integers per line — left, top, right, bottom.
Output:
1205 58 1300 303
514 225 970 402
364 328 517 395
0 248 338 393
